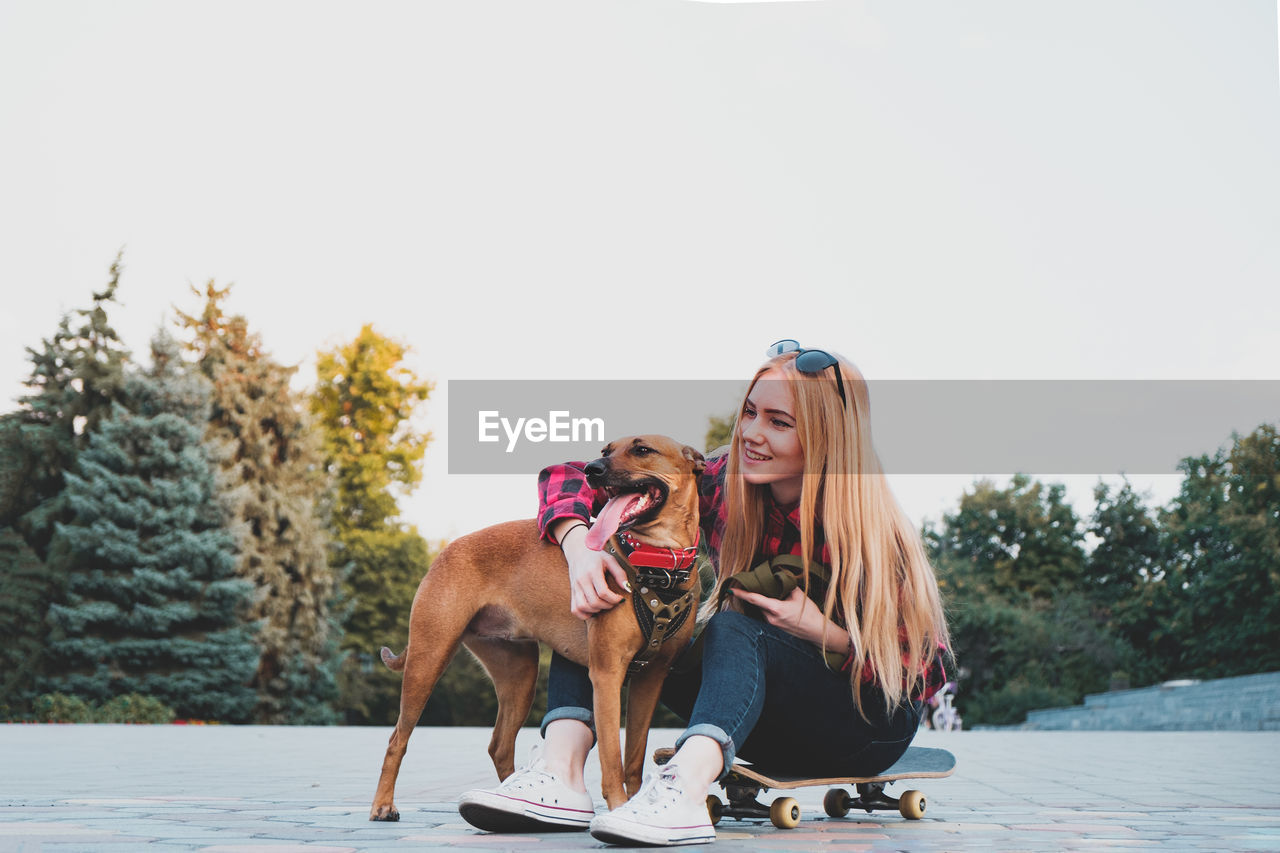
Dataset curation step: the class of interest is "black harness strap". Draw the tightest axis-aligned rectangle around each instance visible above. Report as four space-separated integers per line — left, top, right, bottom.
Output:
603 536 698 675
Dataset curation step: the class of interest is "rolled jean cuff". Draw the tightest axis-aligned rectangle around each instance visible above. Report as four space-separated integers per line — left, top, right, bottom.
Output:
675 723 736 782
541 706 596 745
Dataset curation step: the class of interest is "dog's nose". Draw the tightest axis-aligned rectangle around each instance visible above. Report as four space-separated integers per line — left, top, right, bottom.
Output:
584 459 608 483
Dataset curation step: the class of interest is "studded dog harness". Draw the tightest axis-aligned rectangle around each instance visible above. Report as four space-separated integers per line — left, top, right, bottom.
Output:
602 531 700 674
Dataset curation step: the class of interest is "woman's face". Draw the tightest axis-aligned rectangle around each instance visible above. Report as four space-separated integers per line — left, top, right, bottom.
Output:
739 368 805 504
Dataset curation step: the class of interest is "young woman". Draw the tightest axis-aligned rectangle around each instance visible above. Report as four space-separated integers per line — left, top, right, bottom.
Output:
459 341 951 846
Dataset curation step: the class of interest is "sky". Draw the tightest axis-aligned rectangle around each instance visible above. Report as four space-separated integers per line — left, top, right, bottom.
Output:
2 0 1278 544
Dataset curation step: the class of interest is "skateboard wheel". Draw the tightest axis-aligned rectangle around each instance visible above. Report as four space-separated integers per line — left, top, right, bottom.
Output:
770 796 801 829
823 787 851 818
705 794 723 825
898 789 926 820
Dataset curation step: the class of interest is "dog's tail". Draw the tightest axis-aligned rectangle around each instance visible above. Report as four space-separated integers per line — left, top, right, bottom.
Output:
380 646 407 672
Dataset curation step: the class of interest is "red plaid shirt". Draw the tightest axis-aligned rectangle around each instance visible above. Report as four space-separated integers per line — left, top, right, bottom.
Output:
537 454 948 703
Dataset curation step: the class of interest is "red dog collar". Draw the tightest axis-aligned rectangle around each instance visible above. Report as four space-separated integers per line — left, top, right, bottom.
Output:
616 530 700 571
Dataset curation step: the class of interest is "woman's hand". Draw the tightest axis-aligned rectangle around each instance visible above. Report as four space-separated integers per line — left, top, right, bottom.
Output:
730 586 847 651
561 525 631 619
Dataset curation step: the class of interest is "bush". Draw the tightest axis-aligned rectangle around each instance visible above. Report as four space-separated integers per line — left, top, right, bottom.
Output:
96 693 177 724
33 692 177 724
33 692 95 723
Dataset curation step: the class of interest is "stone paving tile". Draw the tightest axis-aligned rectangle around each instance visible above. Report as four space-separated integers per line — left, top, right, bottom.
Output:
3 727 1280 851
33 840 199 845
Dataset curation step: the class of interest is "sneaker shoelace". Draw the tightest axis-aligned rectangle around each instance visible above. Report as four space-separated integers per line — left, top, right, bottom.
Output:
632 765 684 810
496 745 556 793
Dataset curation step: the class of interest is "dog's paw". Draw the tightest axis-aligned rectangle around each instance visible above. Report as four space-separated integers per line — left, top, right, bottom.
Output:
370 805 400 822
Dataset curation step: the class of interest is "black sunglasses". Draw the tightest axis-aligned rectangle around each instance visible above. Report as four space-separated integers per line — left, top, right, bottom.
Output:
766 339 847 407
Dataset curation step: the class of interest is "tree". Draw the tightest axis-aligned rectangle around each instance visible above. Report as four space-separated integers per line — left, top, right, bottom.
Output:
311 324 432 538
177 283 343 723
1161 424 1280 678
0 257 132 717
705 412 735 454
0 528 48 717
6 256 131 553
926 475 1132 725
41 331 259 721
311 325 433 724
1087 480 1174 686
929 474 1086 600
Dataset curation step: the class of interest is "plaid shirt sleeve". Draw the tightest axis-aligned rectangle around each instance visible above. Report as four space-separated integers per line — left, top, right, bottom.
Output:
537 461 609 543
917 645 950 704
698 454 729 552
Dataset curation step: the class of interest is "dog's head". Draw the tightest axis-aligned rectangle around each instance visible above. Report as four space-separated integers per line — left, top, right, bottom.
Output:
582 434 705 550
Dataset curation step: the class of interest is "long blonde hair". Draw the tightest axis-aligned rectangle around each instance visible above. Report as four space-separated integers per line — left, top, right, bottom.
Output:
715 352 949 716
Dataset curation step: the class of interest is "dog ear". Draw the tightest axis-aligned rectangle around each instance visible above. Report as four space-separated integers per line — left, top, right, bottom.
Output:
682 445 707 475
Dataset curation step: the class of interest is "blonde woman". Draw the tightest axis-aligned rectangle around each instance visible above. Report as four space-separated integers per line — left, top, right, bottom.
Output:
459 341 951 846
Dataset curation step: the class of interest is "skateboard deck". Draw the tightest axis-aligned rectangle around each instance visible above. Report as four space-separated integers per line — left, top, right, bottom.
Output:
653 745 956 827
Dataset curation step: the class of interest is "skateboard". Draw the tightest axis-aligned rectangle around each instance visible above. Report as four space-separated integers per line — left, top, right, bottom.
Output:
653 745 956 829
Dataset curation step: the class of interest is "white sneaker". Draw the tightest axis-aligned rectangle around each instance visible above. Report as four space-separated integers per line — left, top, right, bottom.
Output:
458 744 595 832
589 764 715 846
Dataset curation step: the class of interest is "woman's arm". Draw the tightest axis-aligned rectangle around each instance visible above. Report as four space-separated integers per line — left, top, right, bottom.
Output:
538 462 630 619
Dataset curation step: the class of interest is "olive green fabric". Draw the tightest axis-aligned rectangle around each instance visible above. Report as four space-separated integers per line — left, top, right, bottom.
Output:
674 555 847 673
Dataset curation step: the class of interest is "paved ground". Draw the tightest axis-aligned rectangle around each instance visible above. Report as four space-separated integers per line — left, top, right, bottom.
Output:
2 725 1279 852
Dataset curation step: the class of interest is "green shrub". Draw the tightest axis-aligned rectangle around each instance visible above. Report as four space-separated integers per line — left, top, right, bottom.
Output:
33 692 178 723
33 693 95 723
96 693 177 724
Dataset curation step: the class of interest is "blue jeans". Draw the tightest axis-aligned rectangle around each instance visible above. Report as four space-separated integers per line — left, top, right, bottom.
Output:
542 610 921 781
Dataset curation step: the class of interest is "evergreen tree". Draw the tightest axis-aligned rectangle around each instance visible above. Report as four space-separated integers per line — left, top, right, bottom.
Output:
176 283 343 723
310 325 433 724
0 527 48 717
0 257 131 717
41 331 259 721
7 256 131 554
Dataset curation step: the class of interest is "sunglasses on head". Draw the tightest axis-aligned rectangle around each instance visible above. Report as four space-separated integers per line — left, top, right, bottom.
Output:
766 339 847 407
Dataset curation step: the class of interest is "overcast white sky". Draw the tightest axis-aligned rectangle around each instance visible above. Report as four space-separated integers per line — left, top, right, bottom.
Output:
2 1 1278 543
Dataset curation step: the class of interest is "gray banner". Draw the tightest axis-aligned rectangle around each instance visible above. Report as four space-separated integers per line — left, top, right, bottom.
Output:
447 380 1279 475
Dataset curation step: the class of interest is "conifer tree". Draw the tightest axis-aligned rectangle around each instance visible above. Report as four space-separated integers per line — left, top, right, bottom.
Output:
41 330 259 721
0 257 131 717
177 284 343 723
0 527 47 717
7 255 131 554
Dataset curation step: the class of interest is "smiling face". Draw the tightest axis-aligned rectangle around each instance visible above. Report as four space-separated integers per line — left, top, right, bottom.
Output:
738 369 805 504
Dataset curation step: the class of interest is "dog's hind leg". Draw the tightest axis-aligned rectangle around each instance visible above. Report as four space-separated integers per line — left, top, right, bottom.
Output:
369 573 476 821
465 637 540 780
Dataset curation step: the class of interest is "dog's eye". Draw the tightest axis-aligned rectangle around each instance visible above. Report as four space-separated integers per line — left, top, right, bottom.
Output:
633 446 652 455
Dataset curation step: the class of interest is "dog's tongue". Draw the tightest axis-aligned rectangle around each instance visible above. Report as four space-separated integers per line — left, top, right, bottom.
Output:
586 493 642 551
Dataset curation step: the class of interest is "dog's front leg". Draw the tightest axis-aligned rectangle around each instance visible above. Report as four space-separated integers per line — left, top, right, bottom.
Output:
588 643 633 810
621 660 671 798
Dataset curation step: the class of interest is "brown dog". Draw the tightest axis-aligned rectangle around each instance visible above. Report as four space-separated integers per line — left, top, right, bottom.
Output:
369 434 705 822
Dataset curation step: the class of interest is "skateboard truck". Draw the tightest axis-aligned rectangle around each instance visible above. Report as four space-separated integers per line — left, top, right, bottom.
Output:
712 779 926 828
714 782 803 830
654 745 949 829
837 782 926 819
